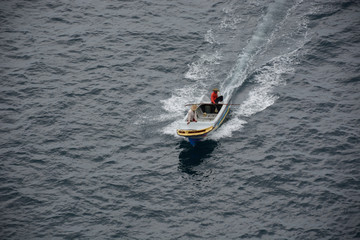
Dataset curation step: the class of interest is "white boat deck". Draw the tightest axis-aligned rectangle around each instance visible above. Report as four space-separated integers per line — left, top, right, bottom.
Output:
186 104 222 122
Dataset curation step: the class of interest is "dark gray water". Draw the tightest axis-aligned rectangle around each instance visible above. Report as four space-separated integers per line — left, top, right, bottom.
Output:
1 0 359 239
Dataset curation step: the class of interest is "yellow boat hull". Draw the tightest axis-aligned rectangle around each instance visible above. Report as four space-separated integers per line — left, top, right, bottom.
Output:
177 126 214 138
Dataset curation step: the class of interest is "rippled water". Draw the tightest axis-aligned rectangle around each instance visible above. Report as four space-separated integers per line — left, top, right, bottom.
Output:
1 0 359 239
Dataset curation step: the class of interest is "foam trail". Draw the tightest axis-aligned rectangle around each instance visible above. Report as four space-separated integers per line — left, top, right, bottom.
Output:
210 47 304 139
207 0 309 139
221 0 289 98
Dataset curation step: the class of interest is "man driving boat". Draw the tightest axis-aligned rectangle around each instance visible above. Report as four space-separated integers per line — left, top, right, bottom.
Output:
211 88 223 104
211 88 223 112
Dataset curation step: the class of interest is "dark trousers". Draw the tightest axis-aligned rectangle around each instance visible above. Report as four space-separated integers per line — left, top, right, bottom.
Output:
212 96 223 113
215 96 223 104
211 96 223 113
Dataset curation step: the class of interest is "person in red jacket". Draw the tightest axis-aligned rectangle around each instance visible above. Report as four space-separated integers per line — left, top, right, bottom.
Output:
211 88 223 113
211 88 223 104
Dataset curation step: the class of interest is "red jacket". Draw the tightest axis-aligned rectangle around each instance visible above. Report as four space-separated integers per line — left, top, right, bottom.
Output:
211 91 218 104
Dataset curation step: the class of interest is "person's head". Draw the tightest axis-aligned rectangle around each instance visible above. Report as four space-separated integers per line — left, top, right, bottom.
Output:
191 105 197 111
213 88 219 92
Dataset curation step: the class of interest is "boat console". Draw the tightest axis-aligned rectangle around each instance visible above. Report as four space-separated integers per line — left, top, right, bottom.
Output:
199 104 222 114
196 104 223 122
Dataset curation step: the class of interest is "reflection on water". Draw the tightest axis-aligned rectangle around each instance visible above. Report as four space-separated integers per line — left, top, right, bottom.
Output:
178 140 218 175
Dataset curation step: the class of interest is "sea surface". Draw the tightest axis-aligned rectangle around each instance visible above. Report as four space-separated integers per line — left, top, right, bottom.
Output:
1 0 359 239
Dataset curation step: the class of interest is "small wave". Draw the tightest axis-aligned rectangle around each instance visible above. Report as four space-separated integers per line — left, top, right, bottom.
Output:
48 17 70 24
184 52 222 81
220 16 242 30
220 5 243 30
204 29 218 44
